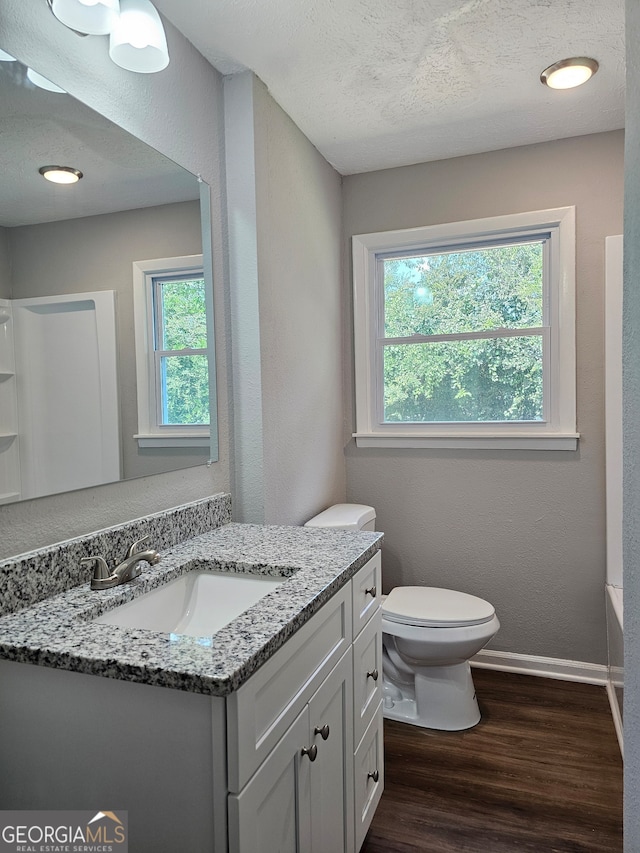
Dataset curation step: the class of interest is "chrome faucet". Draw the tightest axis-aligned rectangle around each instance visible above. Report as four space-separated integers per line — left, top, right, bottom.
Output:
82 536 161 591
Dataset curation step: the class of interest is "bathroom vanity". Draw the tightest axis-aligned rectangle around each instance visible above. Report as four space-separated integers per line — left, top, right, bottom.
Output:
0 496 384 853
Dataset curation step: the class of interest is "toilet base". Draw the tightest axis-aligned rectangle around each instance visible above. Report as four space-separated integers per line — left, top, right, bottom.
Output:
382 660 481 731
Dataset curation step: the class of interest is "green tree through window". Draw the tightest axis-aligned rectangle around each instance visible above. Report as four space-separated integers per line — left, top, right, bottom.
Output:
381 242 544 423
154 277 209 426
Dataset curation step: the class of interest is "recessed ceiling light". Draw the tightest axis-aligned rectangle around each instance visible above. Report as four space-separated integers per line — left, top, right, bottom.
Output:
39 165 84 185
0 49 16 62
540 57 599 90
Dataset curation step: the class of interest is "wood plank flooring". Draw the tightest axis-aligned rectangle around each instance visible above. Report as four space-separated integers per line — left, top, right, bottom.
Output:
361 668 622 853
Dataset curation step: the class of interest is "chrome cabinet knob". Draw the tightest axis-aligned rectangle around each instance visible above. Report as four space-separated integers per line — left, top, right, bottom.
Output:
365 586 377 598
366 668 379 682
301 744 318 762
314 724 330 741
367 770 379 783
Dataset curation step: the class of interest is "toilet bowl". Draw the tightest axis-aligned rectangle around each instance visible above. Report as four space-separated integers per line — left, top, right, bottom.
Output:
381 586 499 730
304 503 499 731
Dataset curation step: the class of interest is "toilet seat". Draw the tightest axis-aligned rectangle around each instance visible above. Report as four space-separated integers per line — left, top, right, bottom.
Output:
382 586 495 628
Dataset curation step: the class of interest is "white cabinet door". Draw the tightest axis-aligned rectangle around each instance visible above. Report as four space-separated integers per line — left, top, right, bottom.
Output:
354 703 384 852
353 610 383 748
230 649 355 853
308 649 355 853
228 706 312 853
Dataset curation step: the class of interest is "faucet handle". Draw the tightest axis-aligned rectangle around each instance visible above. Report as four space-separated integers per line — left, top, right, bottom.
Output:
81 556 111 585
125 535 149 559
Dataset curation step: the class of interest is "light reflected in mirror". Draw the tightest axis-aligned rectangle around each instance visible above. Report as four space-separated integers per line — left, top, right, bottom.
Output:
0 54 216 506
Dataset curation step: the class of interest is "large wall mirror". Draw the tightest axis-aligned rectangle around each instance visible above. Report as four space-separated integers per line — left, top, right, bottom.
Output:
0 52 218 506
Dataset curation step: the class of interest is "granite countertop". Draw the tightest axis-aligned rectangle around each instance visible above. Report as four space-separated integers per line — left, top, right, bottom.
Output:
0 523 382 696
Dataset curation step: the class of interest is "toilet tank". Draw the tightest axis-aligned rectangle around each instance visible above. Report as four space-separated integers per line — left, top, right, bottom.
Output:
305 503 376 531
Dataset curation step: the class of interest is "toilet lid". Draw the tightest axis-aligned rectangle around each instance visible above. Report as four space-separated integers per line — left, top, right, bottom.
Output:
382 586 495 628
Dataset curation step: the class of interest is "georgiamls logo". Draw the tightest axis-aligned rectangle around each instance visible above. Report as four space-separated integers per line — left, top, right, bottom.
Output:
0 809 128 851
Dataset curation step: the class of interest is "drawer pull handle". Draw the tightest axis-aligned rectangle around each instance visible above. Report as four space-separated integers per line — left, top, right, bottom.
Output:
314 724 330 741
367 770 380 783
301 744 318 762
365 586 377 598
367 669 379 682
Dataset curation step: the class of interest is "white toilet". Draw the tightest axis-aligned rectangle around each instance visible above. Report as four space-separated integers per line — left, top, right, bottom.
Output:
305 503 500 731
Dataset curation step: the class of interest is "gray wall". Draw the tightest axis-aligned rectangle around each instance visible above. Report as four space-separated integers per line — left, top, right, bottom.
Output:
9 201 206 481
624 0 640 843
253 78 345 524
0 0 230 558
0 228 9 299
224 74 346 525
343 131 624 665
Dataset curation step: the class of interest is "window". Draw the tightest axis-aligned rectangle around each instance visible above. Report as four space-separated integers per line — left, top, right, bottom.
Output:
352 208 577 449
133 255 210 447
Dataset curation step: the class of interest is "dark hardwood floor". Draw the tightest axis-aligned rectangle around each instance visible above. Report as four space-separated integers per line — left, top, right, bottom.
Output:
361 668 623 853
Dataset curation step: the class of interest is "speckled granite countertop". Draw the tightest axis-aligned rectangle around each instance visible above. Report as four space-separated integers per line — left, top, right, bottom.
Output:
0 523 382 696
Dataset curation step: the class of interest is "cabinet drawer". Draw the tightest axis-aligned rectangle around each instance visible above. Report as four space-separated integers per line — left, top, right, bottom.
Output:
351 551 382 638
352 608 382 749
227 583 352 792
354 702 384 852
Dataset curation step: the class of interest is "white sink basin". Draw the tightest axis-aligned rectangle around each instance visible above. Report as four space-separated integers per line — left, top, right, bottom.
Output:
93 570 286 637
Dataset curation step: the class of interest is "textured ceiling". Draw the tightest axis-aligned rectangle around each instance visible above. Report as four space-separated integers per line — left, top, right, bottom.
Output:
154 0 625 175
0 59 199 227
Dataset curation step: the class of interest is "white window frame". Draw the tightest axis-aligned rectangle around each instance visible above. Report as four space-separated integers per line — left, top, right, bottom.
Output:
352 207 578 450
132 254 210 448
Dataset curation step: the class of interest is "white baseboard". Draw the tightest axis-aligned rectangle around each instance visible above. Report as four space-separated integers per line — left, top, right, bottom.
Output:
471 649 608 685
606 679 624 758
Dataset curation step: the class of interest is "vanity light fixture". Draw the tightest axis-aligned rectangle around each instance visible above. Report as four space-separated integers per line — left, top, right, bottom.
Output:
46 0 169 73
26 67 67 93
540 57 599 90
39 165 84 184
109 0 169 73
50 0 120 36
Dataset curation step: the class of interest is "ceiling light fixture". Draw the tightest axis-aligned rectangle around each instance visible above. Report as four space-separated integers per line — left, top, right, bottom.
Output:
108 0 169 73
50 0 120 36
26 67 67 93
39 165 84 184
540 57 599 90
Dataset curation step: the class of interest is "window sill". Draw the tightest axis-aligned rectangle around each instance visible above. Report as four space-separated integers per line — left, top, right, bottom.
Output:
352 432 579 450
134 433 210 448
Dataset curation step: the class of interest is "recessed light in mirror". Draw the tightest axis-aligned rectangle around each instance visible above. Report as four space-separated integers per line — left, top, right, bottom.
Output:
26 68 67 93
540 57 599 90
39 166 84 185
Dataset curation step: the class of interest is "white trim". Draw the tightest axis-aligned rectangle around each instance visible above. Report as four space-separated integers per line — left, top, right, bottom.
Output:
605 236 624 587
471 649 608 685
132 254 210 446
352 207 577 448
353 433 578 450
606 679 624 757
134 433 210 448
